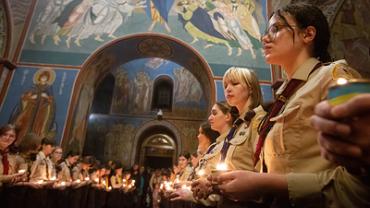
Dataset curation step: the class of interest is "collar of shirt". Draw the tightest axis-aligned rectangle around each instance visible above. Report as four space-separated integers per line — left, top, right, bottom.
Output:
38 151 47 160
277 58 320 95
216 131 230 143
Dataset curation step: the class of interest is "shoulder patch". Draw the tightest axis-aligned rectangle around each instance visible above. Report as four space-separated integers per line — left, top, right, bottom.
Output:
331 63 360 80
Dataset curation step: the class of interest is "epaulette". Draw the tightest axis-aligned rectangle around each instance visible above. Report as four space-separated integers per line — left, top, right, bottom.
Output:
331 62 358 80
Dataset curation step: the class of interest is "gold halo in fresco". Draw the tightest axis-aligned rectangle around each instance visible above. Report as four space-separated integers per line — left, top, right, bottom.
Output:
33 67 56 85
137 38 172 58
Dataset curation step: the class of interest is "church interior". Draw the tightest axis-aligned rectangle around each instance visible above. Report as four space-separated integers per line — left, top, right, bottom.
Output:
1 0 369 170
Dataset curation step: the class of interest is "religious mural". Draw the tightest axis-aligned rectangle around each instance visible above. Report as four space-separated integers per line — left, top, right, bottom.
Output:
20 0 269 74
0 67 78 145
84 115 138 165
111 57 206 115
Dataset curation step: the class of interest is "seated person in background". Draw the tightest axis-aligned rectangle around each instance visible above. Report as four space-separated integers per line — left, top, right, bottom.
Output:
58 150 79 183
110 161 124 189
0 124 25 185
311 93 370 173
73 155 95 181
50 146 63 179
29 137 55 182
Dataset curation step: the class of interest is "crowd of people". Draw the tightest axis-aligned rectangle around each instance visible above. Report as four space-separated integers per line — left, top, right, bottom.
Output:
1 2 370 208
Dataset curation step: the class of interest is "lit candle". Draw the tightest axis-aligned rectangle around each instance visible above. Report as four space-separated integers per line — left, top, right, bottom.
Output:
85 176 90 181
75 179 81 183
60 181 66 186
211 163 229 184
328 78 370 106
181 184 191 190
18 169 26 174
216 162 228 171
197 169 205 177
336 77 348 85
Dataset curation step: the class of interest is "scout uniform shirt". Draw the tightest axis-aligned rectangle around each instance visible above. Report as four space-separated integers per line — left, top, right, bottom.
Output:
0 152 22 186
261 58 370 207
29 151 54 182
0 152 19 175
203 105 266 173
58 159 74 182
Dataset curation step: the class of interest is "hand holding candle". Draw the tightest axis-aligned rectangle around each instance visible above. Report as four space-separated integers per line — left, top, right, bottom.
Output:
210 162 229 185
311 79 370 173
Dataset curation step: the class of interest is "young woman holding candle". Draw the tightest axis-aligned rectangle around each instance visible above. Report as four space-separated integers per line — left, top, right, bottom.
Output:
213 2 369 207
192 66 266 207
169 122 219 207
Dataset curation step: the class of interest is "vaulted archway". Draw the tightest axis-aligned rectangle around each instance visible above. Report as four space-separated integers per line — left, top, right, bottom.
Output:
62 33 215 165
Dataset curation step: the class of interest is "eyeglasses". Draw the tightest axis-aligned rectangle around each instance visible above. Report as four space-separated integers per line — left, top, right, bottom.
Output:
261 23 298 41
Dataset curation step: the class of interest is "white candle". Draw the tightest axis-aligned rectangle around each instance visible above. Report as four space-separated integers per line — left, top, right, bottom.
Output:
216 162 228 171
197 169 205 177
18 169 26 174
336 77 348 85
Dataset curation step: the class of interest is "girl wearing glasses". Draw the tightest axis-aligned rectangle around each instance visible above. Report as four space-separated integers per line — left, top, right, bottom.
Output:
212 2 368 208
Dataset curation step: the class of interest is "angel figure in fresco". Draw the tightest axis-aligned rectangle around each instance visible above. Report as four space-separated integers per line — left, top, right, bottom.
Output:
176 0 261 58
67 0 146 47
54 0 146 48
9 68 57 145
176 0 233 53
173 67 202 103
132 71 151 113
53 0 93 46
146 0 175 33
29 0 73 44
111 70 130 113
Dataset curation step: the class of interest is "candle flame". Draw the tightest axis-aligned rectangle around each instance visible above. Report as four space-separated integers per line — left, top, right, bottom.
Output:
336 78 348 85
216 163 228 171
197 169 205 177
18 169 26 174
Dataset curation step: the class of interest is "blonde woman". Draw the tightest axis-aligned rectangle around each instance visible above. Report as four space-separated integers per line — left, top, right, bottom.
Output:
192 67 266 207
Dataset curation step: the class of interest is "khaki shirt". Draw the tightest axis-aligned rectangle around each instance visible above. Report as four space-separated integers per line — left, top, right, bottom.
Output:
0 152 22 186
201 105 265 174
178 165 193 182
0 153 19 175
29 151 54 182
262 58 369 207
58 159 73 182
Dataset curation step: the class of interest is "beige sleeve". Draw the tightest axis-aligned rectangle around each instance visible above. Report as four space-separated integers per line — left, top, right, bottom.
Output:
287 166 370 207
